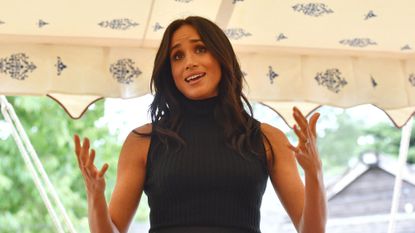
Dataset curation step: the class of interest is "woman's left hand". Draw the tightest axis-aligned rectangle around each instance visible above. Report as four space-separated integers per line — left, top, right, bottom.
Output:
288 107 322 175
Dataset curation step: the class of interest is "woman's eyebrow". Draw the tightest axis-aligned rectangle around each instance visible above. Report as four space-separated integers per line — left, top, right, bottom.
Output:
170 38 203 52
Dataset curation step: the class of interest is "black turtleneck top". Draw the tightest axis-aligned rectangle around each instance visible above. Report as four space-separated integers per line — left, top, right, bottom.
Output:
143 96 269 233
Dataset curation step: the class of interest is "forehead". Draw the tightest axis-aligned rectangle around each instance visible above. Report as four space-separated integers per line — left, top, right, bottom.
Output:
170 24 201 48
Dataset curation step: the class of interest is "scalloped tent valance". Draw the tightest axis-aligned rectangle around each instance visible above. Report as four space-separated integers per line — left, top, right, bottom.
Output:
1 0 415 127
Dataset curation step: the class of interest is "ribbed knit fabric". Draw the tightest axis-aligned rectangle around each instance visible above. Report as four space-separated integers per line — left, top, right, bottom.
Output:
143 96 269 233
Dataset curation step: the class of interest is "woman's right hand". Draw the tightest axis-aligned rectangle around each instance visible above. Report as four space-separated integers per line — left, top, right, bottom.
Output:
74 134 109 196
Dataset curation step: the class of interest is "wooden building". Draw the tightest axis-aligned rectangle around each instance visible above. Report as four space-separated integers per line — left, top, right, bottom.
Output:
280 153 415 233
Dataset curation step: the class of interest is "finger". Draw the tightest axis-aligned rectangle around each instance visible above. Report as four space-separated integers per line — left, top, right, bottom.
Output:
293 107 309 129
74 134 81 156
83 164 96 178
74 135 82 168
294 125 311 153
293 125 307 142
309 112 320 137
288 144 306 160
98 163 109 178
81 138 90 164
287 144 299 153
293 112 311 138
85 149 96 168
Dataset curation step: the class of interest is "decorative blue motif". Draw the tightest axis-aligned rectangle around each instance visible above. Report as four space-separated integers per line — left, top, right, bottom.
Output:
315 68 347 93
109 59 142 84
153 22 164 32
174 0 193 2
409 73 415 86
339 38 377 47
233 0 244 3
370 75 377 87
38 19 49 28
276 33 288 41
224 28 251 40
292 3 333 17
267 66 278 84
98 18 139 30
401 44 412 51
0 53 37 80
55 57 67 76
364 10 376 20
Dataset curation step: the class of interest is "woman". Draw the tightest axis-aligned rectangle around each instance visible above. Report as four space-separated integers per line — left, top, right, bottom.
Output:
74 16 327 233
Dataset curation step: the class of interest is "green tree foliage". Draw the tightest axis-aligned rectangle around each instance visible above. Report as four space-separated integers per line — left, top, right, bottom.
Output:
361 121 415 164
316 106 415 176
317 109 366 175
0 96 149 233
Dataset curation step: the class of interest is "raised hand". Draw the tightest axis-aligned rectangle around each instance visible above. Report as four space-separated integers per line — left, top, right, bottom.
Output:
288 107 322 174
74 134 109 195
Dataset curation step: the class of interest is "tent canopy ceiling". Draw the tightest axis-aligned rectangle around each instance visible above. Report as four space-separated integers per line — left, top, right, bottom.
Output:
1 0 415 127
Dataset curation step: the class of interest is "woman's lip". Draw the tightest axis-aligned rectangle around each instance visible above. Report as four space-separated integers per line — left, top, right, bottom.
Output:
185 72 206 82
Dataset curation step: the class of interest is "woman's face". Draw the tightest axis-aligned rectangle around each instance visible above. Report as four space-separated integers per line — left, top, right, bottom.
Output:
169 24 222 100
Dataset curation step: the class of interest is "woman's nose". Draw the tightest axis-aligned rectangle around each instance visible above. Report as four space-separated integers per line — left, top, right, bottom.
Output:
184 53 198 70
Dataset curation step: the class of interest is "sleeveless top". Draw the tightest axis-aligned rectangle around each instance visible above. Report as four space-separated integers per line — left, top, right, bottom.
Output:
143 96 269 233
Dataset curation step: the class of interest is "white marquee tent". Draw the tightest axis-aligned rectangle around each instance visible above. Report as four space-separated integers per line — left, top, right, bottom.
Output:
1 0 414 232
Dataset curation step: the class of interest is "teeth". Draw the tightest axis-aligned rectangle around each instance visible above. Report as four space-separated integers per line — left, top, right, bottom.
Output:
186 73 204 82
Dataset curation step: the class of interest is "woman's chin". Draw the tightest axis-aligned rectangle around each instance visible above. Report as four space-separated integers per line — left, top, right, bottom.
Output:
183 92 218 100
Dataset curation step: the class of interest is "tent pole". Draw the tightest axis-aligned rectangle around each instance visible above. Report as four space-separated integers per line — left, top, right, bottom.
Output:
2 96 77 233
1 96 66 233
387 116 413 233
215 0 236 29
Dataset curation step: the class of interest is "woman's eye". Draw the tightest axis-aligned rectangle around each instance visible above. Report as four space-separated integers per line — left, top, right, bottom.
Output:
196 46 207 53
172 52 184 61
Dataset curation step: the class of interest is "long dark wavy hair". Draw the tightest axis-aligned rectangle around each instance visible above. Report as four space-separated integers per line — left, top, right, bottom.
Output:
149 16 265 159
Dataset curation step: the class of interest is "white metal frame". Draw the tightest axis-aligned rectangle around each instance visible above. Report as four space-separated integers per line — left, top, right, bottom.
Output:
0 95 76 233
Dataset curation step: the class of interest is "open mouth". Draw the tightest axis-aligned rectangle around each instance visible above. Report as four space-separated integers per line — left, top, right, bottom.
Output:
185 73 206 83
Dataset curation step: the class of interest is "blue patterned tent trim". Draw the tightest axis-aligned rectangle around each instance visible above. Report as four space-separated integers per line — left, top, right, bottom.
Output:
153 22 164 32
370 76 378 87
98 18 139 30
55 57 67 76
401 44 412 51
242 70 248 77
364 10 377 20
38 19 49 28
267 66 278 84
276 33 288 41
292 3 334 17
224 28 251 40
339 38 377 47
109 58 142 84
409 74 415 86
315 68 347 93
0 53 37 80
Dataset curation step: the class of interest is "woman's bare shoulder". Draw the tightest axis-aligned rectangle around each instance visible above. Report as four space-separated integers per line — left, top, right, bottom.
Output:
260 122 287 141
132 123 152 135
120 123 152 165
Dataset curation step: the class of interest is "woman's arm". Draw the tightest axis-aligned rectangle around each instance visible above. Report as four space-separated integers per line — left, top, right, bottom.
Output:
108 124 151 233
74 123 151 233
261 108 326 233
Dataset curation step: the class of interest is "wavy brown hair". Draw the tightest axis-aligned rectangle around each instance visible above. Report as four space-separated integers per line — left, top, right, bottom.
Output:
149 16 264 159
